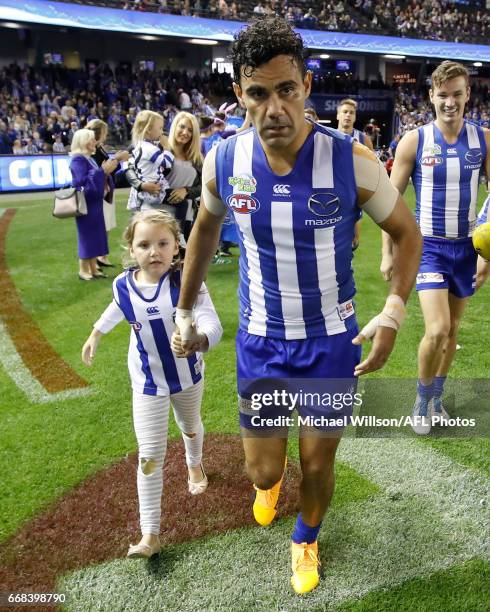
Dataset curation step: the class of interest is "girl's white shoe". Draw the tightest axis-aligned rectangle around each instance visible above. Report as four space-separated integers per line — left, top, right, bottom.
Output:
127 538 161 559
188 465 208 495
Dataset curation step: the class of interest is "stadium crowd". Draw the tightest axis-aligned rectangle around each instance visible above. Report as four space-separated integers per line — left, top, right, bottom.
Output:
60 0 489 43
0 58 488 155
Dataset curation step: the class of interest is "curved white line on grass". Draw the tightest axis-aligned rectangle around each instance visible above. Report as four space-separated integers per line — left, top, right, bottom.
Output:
0 319 92 404
58 439 489 610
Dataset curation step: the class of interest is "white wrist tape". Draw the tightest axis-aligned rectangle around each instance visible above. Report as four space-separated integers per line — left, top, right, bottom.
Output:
175 308 194 342
358 295 406 340
379 294 406 330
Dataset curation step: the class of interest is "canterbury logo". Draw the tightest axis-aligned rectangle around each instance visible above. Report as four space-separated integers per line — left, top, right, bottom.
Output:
146 307 160 315
273 184 291 195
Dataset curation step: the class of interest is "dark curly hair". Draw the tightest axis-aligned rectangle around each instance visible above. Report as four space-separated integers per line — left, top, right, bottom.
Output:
231 17 306 83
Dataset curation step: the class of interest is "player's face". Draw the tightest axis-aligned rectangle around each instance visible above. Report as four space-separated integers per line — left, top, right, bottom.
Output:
147 117 164 141
174 117 193 146
337 104 356 131
430 76 470 126
233 55 312 151
130 222 179 283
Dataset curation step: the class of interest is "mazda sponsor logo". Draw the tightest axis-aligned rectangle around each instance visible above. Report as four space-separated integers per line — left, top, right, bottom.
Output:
308 192 340 217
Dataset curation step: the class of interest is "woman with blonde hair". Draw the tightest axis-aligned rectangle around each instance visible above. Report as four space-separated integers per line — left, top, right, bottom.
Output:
164 111 203 241
86 118 130 267
69 128 115 280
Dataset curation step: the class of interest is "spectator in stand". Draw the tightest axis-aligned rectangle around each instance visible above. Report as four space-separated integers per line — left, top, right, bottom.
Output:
0 121 13 154
12 139 24 155
53 134 66 153
178 88 192 111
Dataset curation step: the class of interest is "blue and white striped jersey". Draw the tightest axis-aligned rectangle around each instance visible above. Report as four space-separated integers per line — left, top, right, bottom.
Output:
412 121 487 238
215 124 359 340
351 129 366 145
95 269 222 396
477 194 490 227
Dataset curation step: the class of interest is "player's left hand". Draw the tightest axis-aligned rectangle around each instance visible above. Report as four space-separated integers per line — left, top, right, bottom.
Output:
352 324 397 376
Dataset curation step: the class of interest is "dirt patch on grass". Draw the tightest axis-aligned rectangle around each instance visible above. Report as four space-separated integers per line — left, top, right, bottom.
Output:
0 434 300 605
0 208 88 394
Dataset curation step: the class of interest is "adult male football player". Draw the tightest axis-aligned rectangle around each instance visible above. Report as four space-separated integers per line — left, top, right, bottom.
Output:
173 17 421 594
336 99 374 249
381 61 490 435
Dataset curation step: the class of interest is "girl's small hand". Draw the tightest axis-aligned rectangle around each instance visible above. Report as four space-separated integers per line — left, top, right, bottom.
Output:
167 187 187 204
81 333 101 365
171 329 208 357
142 182 161 195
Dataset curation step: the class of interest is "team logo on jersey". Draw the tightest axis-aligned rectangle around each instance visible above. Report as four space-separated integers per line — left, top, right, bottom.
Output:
228 175 257 193
146 306 160 315
423 144 442 156
227 193 260 214
273 184 291 196
420 156 443 167
308 192 340 217
447 148 457 155
465 149 482 164
130 321 142 332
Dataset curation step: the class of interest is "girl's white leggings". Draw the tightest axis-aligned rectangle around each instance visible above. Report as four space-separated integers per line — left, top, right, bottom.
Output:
132 379 204 535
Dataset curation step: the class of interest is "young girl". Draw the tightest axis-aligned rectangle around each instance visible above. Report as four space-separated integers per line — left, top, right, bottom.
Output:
81 210 222 559
127 110 174 211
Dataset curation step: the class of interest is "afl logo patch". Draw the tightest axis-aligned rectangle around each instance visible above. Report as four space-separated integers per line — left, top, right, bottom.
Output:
130 321 142 332
421 156 443 167
465 149 482 164
308 192 340 217
227 193 260 214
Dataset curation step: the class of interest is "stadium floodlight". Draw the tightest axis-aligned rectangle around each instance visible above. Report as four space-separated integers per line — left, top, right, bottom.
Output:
320 54 330 59
473 62 483 67
384 54 406 59
214 57 225 62
139 35 160 41
1 21 22 28
188 38 218 46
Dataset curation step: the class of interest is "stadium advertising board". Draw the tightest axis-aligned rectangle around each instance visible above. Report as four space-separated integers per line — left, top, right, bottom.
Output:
0 155 71 192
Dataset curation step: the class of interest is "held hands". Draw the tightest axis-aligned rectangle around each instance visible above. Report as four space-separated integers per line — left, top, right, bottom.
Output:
167 187 187 204
81 331 102 366
351 295 406 376
171 308 204 357
171 328 209 357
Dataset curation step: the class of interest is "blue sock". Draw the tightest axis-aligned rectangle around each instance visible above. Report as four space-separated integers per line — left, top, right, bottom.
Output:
433 376 447 399
291 513 322 545
417 379 434 400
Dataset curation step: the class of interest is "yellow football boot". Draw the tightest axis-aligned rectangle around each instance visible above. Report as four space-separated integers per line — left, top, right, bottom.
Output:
252 458 287 526
290 540 321 594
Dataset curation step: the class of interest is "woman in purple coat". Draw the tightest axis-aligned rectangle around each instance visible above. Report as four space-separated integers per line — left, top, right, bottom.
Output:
69 129 117 280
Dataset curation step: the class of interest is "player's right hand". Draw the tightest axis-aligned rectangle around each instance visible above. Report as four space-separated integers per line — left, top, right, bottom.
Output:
380 254 393 281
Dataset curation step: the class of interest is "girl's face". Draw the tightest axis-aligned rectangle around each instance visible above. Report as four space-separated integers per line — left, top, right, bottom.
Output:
147 116 164 141
175 117 193 146
130 222 179 283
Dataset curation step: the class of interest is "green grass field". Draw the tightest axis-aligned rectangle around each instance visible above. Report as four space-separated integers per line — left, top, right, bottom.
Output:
0 186 489 611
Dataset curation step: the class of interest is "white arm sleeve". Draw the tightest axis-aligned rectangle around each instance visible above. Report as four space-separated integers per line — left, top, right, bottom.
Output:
202 146 227 216
353 143 399 224
93 300 125 334
194 282 223 350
